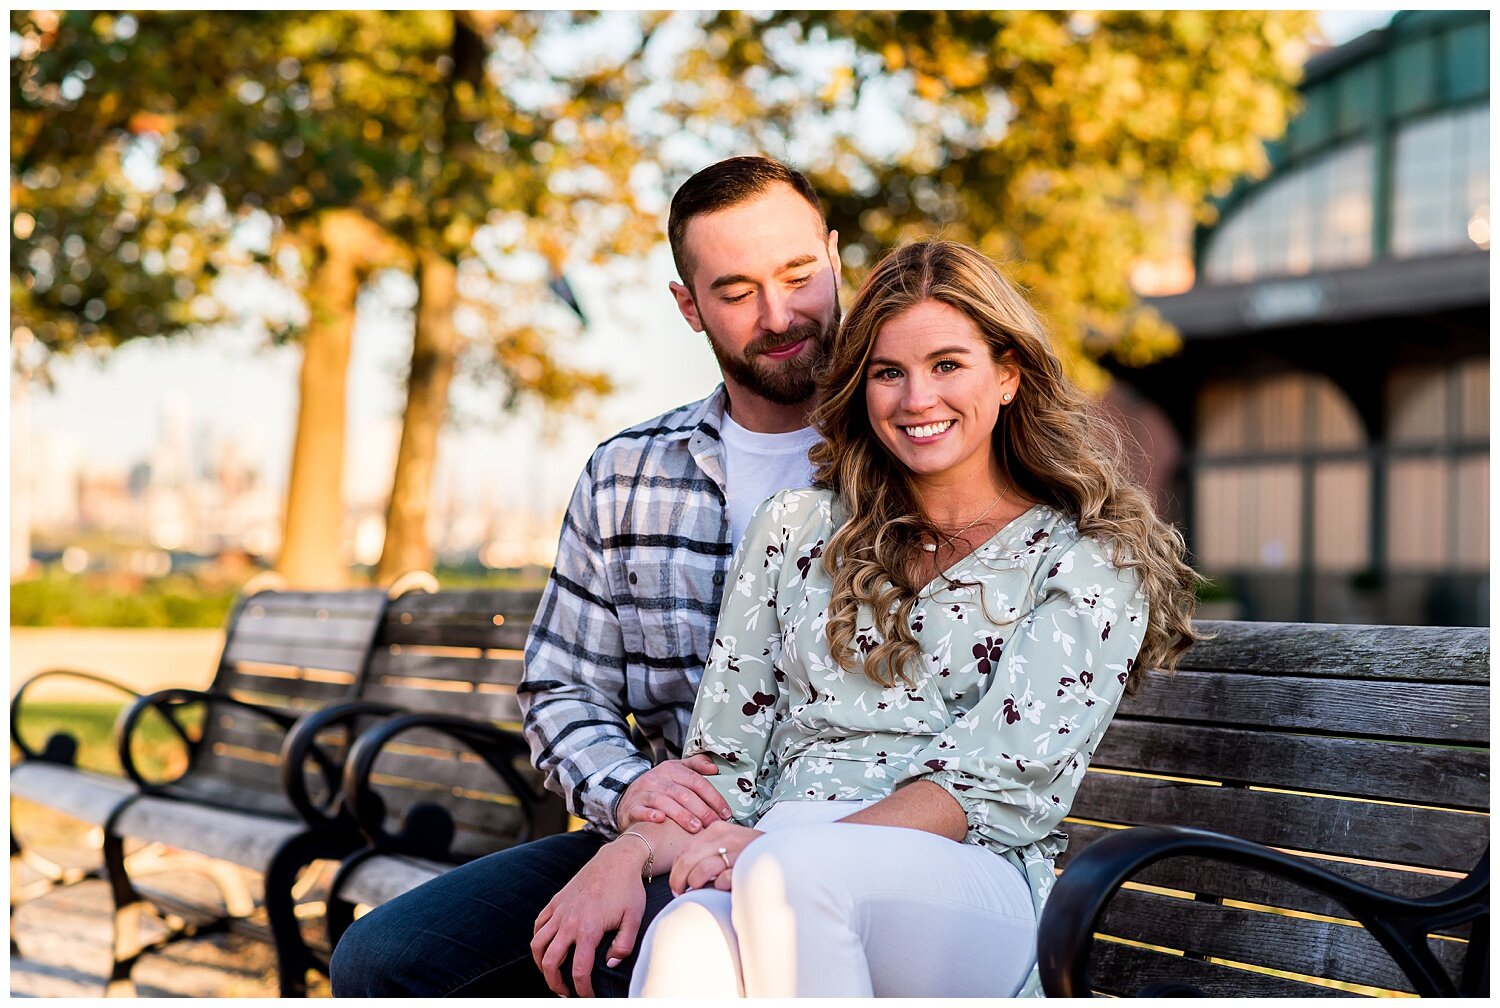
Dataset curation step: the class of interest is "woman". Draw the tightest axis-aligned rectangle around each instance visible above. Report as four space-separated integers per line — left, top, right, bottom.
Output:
531 240 1199 997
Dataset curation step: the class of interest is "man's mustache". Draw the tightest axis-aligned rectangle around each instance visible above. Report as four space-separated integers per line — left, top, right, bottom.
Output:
746 320 825 357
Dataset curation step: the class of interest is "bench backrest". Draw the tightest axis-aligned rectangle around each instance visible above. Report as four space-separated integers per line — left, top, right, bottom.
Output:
353 588 568 859
1060 620 1490 996
180 589 390 815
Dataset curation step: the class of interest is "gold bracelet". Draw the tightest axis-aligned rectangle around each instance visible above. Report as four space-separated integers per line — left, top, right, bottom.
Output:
619 830 655 881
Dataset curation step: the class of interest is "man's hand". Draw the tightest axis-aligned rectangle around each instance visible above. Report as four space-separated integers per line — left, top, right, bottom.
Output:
668 820 763 896
531 842 648 998
617 754 731 833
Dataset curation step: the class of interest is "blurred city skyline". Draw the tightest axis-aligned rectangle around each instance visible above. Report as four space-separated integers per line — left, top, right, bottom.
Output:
11 9 1402 573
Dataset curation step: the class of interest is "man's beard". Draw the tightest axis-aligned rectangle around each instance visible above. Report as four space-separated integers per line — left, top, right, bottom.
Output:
704 302 840 407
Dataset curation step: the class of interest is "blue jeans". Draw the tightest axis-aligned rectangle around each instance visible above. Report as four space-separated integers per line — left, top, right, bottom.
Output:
329 831 677 997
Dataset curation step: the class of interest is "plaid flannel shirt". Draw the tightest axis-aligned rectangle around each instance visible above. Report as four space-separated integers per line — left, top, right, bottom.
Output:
519 386 738 833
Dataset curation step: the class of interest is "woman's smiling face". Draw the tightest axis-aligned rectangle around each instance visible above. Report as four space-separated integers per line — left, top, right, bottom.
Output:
864 299 1019 485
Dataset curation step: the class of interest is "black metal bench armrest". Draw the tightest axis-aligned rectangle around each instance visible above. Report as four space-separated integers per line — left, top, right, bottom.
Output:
11 668 148 763
1038 825 1489 998
277 701 410 831
342 712 541 859
115 687 300 794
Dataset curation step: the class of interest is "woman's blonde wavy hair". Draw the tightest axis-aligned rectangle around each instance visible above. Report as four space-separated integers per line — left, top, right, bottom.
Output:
808 240 1201 691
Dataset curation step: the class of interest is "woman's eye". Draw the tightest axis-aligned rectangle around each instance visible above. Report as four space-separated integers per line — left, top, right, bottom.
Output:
936 360 960 373
869 368 902 381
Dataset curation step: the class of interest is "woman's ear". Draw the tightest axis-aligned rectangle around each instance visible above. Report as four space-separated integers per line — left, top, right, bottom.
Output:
996 350 1021 404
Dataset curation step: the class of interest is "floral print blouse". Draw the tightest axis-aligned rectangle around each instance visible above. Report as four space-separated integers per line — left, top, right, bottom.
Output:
682 487 1149 997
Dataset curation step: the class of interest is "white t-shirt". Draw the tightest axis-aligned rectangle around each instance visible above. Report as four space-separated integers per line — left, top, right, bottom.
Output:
720 413 821 553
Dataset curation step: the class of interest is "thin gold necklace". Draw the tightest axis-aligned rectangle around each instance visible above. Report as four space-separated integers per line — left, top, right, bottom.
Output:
920 489 1005 553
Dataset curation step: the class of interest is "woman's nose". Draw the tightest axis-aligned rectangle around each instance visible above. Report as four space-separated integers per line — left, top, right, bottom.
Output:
902 374 938 412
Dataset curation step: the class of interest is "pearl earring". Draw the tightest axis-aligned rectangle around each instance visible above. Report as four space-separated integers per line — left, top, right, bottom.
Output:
1002 392 1012 402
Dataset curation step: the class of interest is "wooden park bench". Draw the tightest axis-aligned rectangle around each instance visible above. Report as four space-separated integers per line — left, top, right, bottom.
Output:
1038 620 1489 997
12 583 568 998
324 608 1488 999
10 587 392 997
318 587 567 949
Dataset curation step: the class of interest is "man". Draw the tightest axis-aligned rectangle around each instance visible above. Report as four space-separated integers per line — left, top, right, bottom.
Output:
330 156 842 997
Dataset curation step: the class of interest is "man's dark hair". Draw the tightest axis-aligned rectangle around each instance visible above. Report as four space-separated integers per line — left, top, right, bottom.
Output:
667 155 827 290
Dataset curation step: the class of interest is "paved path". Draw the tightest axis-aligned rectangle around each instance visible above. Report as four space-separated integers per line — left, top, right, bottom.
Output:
10 846 330 998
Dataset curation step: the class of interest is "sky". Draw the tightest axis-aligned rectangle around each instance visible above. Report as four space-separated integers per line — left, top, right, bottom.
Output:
12 10 1404 536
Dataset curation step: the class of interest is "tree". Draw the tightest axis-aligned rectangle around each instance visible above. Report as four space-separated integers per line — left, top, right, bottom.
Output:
12 11 655 586
657 10 1317 389
373 10 658 583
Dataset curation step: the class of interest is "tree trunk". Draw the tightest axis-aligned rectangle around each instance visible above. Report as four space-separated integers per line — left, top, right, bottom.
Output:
275 211 373 588
11 363 33 580
375 251 458 585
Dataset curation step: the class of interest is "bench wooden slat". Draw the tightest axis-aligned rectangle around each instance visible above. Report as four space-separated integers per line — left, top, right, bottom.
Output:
1058 823 1479 936
1087 940 1342 997
204 720 290 755
369 750 531 798
213 669 358 705
1092 721 1490 809
377 621 532 651
1122 670 1489 744
381 590 539 650
389 588 543 617
358 683 524 722
1097 887 1466 994
240 591 388 616
167 765 299 814
223 638 376 675
1071 773 1488 871
1176 621 1489 683
366 785 531 842
230 612 388 647
367 651 525 687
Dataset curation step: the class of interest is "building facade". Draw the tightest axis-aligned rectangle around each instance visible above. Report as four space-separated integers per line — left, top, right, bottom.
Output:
1122 10 1488 625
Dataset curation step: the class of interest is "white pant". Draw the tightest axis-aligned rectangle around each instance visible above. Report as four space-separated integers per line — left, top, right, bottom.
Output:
629 800 1036 998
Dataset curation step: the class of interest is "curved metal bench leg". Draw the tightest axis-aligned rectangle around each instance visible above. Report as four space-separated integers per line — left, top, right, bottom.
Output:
102 829 144 997
265 833 356 997
323 846 380 951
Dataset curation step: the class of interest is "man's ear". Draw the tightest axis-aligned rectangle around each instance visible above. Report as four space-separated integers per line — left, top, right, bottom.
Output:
826 229 842 283
669 280 704 333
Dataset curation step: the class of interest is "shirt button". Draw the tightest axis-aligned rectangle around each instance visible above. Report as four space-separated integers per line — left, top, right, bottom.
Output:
713 573 724 586
629 572 638 585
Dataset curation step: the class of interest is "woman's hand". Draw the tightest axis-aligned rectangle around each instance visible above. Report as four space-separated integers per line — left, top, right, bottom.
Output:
668 820 764 896
531 841 647 997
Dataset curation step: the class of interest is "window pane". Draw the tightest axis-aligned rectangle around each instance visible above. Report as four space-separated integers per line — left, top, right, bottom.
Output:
1387 457 1449 569
1195 467 1246 568
1387 366 1449 444
1202 143 1373 283
1251 464 1302 569
1458 358 1488 441
1454 455 1488 571
1196 381 1249 456
1254 374 1308 451
1391 104 1490 257
1314 462 1370 570
1195 464 1302 570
